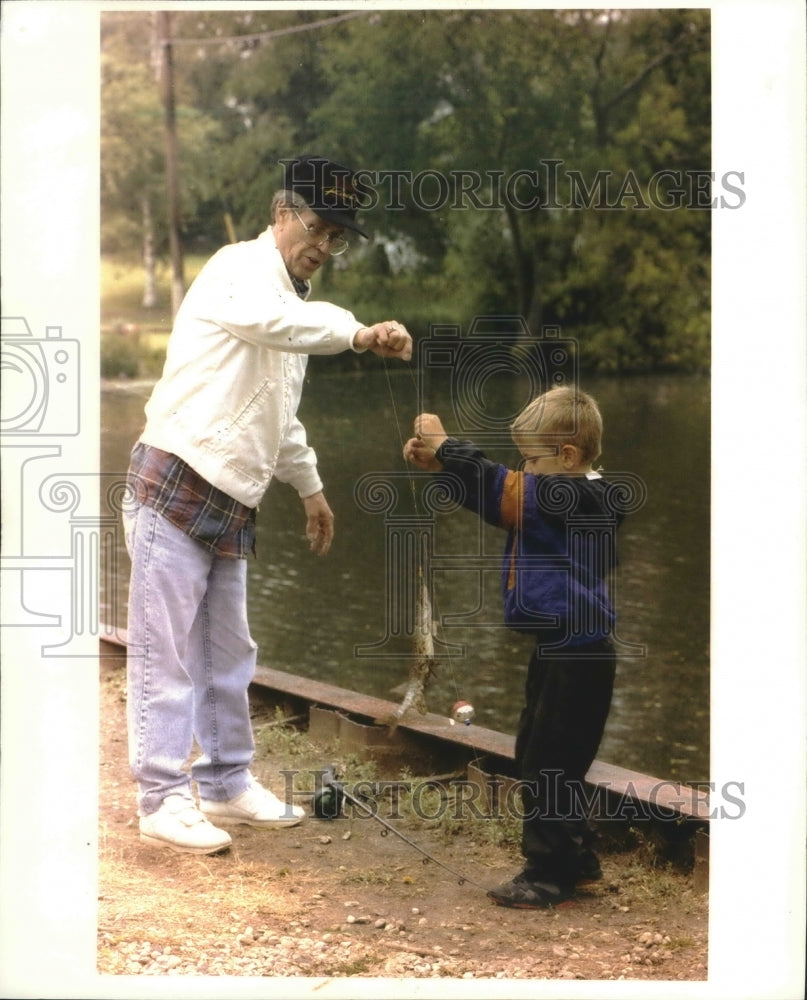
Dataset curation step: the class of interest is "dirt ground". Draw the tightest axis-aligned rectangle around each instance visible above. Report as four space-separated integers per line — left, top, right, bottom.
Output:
97 655 708 984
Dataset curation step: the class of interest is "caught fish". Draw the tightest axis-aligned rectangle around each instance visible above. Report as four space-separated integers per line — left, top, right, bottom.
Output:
378 572 437 729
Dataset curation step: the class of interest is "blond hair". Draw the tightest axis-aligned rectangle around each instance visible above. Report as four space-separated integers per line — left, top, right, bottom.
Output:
510 386 603 464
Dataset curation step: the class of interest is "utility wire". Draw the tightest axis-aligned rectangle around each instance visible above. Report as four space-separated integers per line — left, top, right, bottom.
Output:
164 10 370 48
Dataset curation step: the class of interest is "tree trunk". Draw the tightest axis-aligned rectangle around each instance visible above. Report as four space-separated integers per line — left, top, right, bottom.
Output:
154 11 185 316
524 288 543 339
141 195 157 309
503 199 537 330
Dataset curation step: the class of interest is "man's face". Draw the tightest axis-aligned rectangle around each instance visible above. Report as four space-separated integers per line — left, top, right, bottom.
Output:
273 206 345 281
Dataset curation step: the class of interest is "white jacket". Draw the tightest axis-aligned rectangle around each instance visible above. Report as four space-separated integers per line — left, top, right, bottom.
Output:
139 227 364 507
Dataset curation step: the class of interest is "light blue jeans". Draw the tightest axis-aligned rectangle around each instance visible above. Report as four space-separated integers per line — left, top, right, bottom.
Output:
124 503 257 816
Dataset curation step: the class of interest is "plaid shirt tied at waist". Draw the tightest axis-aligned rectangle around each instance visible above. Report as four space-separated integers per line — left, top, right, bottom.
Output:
127 442 256 558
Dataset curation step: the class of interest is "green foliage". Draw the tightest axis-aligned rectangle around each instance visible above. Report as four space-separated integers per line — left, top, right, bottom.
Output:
100 253 211 377
101 7 712 372
101 12 228 253
100 333 166 380
100 334 140 380
255 708 310 756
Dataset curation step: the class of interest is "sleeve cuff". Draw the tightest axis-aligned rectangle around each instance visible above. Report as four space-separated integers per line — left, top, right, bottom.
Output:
350 326 369 353
296 470 324 498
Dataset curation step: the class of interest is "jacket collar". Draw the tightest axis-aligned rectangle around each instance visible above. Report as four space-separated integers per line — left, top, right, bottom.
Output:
258 226 310 300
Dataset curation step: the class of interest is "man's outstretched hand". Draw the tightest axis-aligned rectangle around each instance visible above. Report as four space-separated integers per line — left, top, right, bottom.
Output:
353 322 413 361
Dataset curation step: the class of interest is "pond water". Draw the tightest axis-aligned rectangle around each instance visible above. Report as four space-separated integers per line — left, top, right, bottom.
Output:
101 368 710 783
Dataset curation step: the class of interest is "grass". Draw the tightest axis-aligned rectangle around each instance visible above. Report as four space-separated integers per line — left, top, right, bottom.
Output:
251 716 693 878
255 707 315 757
338 868 395 888
100 253 207 378
100 253 207 333
252 715 522 853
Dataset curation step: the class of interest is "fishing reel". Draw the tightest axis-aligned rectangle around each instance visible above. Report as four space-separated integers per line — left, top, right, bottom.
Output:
312 765 346 820
311 764 379 820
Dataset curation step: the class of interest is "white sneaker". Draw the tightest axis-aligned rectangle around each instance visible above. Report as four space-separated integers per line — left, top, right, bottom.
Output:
139 793 232 855
200 781 305 828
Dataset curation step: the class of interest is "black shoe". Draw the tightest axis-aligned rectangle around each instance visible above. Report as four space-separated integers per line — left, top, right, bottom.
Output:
520 850 603 888
568 849 602 885
487 871 576 910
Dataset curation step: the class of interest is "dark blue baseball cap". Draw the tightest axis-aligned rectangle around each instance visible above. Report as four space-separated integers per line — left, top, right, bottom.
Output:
280 155 368 237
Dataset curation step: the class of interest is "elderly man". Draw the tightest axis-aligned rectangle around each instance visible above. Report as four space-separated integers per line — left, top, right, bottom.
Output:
124 155 412 854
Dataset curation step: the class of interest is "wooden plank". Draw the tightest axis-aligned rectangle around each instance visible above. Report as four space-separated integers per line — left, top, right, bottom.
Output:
253 663 710 820
253 664 515 757
99 633 709 821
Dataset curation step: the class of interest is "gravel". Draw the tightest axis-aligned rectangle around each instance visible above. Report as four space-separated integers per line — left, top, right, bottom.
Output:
101 924 469 978
99 916 687 979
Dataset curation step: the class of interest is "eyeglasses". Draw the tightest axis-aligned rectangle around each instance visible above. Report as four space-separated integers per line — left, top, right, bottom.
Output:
293 210 350 256
518 445 559 470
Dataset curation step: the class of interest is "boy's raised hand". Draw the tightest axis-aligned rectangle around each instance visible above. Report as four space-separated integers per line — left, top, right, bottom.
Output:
414 413 448 446
403 412 448 471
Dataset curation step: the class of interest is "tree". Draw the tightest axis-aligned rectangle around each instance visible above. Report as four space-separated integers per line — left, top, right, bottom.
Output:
308 9 710 368
101 17 164 277
101 8 712 371
101 12 224 305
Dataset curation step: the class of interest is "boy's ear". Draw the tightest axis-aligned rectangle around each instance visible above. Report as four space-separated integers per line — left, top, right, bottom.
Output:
560 444 580 468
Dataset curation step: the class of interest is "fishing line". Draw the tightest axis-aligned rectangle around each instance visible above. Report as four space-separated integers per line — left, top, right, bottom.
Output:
380 345 490 796
380 350 465 711
380 350 420 516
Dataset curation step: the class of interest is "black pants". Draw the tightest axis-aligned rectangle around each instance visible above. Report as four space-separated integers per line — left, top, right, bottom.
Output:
515 639 616 883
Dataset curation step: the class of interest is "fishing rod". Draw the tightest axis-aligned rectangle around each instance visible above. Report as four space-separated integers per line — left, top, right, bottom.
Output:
312 766 488 892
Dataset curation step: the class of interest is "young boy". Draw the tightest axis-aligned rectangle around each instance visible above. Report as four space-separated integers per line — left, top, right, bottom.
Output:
403 386 622 909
